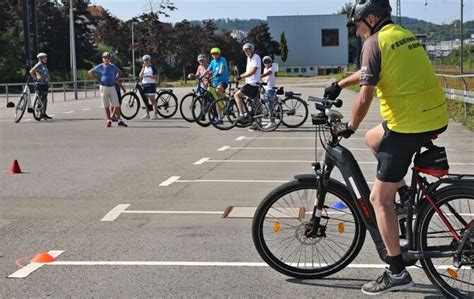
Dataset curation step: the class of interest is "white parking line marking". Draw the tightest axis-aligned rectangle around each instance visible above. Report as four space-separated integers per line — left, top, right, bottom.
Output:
219 147 371 151
159 176 181 186
217 146 231 151
193 158 210 165
124 210 223 215
82 108 91 111
197 159 474 165
8 250 64 278
101 204 131 221
64 111 75 114
24 118 33 121
235 136 246 141
237 136 471 141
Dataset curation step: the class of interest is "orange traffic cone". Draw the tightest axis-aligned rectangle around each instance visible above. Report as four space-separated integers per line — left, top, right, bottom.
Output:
10 160 22 174
30 252 56 263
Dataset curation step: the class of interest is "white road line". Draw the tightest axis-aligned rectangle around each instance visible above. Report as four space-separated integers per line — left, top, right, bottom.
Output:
219 147 371 151
64 111 75 114
193 157 210 165
235 136 246 141
159 176 181 186
82 108 91 111
24 118 33 121
101 204 131 221
32 260 455 270
8 250 64 278
171 178 290 184
123 210 223 215
197 159 474 166
217 146 231 151
236 136 471 141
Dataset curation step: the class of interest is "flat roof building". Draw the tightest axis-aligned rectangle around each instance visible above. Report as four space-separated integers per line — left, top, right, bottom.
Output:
267 14 348 76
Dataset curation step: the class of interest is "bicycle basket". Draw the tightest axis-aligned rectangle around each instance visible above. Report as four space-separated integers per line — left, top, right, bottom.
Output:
413 145 449 177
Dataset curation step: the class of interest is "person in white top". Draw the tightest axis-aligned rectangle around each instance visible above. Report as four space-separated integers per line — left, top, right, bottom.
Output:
139 54 159 119
260 56 276 100
234 43 261 123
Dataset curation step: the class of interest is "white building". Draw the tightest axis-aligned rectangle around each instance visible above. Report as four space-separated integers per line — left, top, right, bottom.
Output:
267 14 348 76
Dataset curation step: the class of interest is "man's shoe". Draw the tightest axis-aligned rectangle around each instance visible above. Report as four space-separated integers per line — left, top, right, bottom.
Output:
150 114 159 120
237 115 250 124
361 269 414 295
248 123 259 131
43 114 53 120
27 108 34 113
212 118 223 125
118 120 128 127
106 120 112 127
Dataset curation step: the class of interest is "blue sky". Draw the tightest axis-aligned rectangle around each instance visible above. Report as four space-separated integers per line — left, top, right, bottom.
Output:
89 0 474 25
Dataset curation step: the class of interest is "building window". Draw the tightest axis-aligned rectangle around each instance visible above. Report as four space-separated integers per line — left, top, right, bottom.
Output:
293 68 299 73
310 67 314 71
322 29 339 47
301 68 307 73
286 68 292 73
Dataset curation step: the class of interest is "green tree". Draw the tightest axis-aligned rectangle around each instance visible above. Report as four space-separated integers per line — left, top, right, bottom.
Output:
279 32 288 62
245 23 280 58
0 0 25 82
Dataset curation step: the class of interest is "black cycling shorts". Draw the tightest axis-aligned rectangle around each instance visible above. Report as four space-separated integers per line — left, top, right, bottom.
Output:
376 122 447 182
240 84 259 98
143 83 156 95
36 84 49 92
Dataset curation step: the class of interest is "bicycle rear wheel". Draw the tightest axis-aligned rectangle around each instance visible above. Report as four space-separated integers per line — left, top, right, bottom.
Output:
156 90 178 118
120 92 140 120
208 98 238 130
281 96 309 128
417 187 474 298
179 93 195 122
32 94 46 121
14 94 28 123
254 99 283 132
252 179 366 279
191 95 212 127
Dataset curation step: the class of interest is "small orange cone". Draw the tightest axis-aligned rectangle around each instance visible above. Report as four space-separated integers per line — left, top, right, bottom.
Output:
30 252 56 263
10 160 22 174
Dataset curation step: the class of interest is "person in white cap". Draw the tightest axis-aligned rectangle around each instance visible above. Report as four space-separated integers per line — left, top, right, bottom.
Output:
29 52 52 120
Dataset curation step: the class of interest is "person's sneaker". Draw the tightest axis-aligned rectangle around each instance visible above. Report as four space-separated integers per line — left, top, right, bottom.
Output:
27 107 34 113
264 121 276 130
212 118 223 125
117 120 128 127
141 114 150 119
248 123 259 131
111 116 119 122
43 114 53 120
150 114 159 120
237 115 251 124
361 269 414 295
106 120 112 127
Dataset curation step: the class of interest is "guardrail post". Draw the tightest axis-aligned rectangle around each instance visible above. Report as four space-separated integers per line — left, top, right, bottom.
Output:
85 81 87 98
6 85 9 104
94 81 96 97
460 77 468 119
63 83 66 102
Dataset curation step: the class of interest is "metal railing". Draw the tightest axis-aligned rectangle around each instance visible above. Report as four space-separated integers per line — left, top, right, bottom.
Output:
436 73 474 118
0 78 136 105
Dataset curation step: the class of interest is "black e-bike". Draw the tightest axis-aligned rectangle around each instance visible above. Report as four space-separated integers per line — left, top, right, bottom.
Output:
252 96 474 298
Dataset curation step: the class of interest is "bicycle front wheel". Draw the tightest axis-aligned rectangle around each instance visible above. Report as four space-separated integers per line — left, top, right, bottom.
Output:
120 92 140 120
208 98 238 130
191 95 212 127
14 94 28 123
281 96 309 128
252 179 366 279
254 99 283 132
179 93 196 122
417 187 474 298
156 90 178 118
32 95 46 121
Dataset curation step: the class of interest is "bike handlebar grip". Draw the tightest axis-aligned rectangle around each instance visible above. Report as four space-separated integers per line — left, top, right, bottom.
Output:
333 99 343 108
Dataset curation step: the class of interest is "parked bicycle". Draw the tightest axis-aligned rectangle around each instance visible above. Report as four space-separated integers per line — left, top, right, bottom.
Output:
179 75 209 123
14 77 47 123
120 77 178 120
252 96 473 298
278 89 309 128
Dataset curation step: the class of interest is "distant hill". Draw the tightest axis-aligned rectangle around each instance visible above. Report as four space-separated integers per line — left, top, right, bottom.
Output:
189 16 474 43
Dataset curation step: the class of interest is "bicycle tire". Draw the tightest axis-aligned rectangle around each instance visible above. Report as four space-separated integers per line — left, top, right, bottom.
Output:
179 93 196 122
156 90 178 118
120 92 140 120
234 97 253 128
191 95 212 127
281 96 309 128
14 94 28 123
208 98 238 130
32 94 46 121
254 99 283 132
252 179 366 279
416 186 474 298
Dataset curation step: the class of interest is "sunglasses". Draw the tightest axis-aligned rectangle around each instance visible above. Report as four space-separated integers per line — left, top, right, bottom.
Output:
103 56 110 59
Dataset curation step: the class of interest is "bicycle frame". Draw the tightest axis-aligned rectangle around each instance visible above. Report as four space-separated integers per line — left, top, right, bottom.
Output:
303 98 474 263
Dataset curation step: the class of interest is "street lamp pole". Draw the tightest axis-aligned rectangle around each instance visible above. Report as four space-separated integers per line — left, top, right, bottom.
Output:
69 0 78 99
131 22 136 77
460 0 464 74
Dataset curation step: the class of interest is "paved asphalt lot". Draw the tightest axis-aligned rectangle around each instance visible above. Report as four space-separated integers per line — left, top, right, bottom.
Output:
1 82 473 298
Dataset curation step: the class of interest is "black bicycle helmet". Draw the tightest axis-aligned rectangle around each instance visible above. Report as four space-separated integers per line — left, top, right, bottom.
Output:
347 0 392 27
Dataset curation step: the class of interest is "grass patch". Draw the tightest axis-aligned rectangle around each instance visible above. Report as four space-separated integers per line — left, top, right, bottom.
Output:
447 100 474 130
